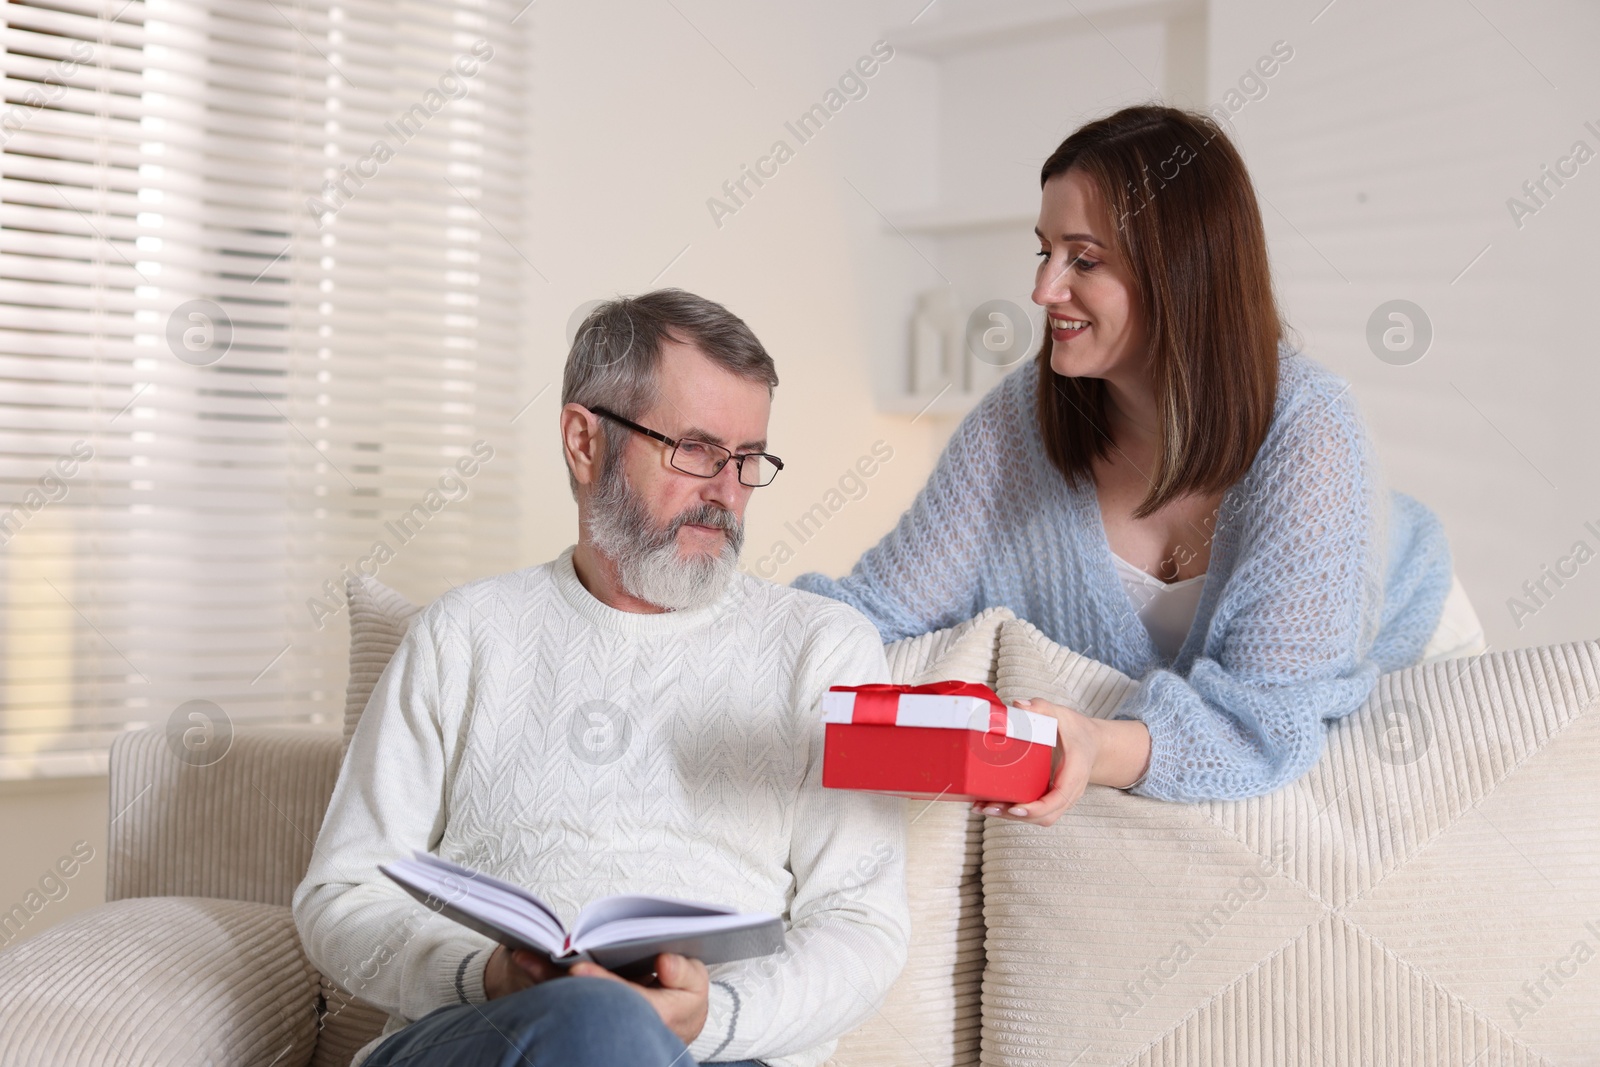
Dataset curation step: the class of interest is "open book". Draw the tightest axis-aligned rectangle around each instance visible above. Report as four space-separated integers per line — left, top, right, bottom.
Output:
380 850 785 977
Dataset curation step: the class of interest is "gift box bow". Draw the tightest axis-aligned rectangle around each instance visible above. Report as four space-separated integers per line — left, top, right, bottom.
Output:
821 681 1058 747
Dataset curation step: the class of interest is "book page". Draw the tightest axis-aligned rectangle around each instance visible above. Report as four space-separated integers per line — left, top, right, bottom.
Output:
407 850 564 931
385 855 566 952
387 853 782 966
568 894 736 945
572 911 774 954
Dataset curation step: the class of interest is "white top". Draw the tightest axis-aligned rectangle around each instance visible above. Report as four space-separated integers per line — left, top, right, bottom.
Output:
292 547 910 1067
1109 549 1207 661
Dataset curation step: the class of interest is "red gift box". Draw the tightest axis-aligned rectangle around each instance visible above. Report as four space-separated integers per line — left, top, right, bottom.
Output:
821 681 1059 803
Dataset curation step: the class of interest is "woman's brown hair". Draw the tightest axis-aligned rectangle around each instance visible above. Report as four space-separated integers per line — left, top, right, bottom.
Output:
1035 105 1285 519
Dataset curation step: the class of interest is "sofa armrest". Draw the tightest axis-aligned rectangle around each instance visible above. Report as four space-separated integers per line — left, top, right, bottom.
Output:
0 896 320 1067
107 726 346 906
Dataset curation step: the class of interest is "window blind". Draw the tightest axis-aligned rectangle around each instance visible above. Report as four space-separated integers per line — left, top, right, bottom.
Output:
0 0 524 777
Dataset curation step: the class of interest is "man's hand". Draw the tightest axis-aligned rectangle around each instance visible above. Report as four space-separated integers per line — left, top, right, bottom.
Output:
568 952 710 1045
483 945 562 1000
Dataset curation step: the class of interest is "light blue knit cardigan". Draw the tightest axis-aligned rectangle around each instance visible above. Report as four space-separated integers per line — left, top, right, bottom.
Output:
794 344 1454 802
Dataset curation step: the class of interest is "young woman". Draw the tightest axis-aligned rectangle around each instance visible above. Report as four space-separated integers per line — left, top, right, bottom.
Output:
794 105 1460 821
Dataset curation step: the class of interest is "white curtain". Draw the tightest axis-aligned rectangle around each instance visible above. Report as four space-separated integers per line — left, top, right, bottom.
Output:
0 0 525 776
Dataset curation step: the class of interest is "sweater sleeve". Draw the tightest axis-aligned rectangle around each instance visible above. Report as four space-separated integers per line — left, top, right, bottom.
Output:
1368 488 1454 674
687 613 911 1064
291 602 496 1020
791 381 1011 643
1111 378 1392 802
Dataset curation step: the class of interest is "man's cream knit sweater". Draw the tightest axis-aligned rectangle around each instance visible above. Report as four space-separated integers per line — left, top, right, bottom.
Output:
292 546 910 1067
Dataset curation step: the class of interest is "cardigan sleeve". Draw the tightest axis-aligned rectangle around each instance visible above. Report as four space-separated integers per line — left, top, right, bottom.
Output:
1111 376 1393 801
792 379 1011 643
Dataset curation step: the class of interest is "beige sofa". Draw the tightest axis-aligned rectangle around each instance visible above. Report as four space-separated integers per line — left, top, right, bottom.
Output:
2 581 1596 1066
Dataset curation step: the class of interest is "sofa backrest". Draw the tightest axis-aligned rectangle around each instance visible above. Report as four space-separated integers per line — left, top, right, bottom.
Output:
981 618 1600 1066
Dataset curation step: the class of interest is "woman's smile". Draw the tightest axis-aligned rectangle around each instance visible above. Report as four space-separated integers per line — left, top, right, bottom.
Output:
1048 316 1090 342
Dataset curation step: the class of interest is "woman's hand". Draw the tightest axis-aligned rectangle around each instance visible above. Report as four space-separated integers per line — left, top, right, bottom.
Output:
970 698 1152 828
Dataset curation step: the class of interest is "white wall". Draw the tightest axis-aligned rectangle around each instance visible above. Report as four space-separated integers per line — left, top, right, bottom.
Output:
0 775 107 948
1208 0 1600 651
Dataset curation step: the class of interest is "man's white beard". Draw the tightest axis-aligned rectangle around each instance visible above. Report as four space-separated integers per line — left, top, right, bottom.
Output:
586 456 744 611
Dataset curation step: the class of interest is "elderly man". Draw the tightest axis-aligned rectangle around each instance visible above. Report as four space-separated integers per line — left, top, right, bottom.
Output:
293 289 909 1067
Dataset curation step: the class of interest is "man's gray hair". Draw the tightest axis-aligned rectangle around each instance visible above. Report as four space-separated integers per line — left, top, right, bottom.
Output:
561 288 779 496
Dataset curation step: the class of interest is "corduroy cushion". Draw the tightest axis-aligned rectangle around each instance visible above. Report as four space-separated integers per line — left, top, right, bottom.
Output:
827 606 1013 1067
0 896 321 1067
983 616 1600 1066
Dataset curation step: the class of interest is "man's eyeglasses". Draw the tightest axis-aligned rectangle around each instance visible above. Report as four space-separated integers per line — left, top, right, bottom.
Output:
589 407 784 488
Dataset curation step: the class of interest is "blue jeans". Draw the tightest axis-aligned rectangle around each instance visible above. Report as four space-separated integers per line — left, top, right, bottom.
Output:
361 975 764 1067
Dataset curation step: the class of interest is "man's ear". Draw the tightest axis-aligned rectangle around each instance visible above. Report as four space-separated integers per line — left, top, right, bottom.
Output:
560 403 606 488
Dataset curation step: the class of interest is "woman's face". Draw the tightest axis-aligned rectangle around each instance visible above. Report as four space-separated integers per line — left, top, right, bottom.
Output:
1032 168 1148 382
